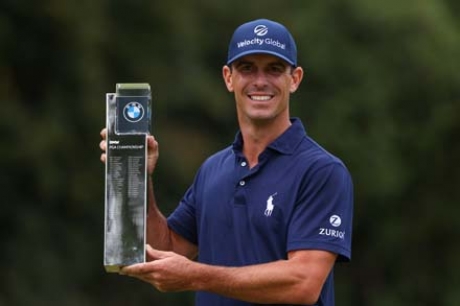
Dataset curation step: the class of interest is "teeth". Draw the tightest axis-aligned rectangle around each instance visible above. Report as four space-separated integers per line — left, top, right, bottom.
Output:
250 95 271 101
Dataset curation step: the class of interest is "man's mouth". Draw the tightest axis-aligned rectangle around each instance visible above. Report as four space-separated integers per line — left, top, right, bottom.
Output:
248 95 273 101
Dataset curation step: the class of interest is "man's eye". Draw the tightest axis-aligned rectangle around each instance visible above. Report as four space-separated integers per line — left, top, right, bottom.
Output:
240 65 253 72
269 66 285 74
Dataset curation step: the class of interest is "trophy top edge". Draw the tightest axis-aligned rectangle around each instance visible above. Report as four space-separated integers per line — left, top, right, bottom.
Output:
116 83 151 96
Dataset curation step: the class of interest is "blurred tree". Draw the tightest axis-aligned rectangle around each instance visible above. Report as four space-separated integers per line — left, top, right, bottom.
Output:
0 0 458 305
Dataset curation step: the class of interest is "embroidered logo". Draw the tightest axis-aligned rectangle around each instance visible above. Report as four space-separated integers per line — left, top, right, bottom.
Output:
264 192 277 217
254 24 269 36
319 214 345 239
329 215 342 227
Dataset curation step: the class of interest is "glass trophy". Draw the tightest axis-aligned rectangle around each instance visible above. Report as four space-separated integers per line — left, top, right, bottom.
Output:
104 83 151 272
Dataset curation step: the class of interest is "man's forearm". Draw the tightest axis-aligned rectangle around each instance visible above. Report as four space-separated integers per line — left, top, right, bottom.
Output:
188 252 332 305
121 248 334 304
146 177 172 251
146 178 198 259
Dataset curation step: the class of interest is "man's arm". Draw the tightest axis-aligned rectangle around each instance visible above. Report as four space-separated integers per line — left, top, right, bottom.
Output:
122 246 336 305
145 176 198 259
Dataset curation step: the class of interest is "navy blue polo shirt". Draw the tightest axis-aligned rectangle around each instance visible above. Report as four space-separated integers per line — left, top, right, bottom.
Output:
168 118 353 306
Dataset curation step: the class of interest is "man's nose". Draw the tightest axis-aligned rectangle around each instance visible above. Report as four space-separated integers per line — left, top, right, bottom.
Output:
252 70 269 87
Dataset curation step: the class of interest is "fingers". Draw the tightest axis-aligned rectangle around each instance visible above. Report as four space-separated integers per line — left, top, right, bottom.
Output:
147 134 155 146
120 246 169 276
146 136 159 175
100 128 107 139
147 135 159 153
120 262 150 276
120 247 190 292
99 139 107 151
99 128 107 163
100 153 106 163
146 245 171 260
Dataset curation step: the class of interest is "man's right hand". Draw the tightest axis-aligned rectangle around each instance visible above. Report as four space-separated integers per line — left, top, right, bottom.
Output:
99 128 159 175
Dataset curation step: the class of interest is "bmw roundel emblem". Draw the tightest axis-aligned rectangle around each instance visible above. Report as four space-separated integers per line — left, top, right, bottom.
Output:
123 102 144 122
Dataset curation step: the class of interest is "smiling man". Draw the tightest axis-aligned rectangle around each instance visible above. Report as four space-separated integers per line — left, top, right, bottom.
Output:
100 18 354 306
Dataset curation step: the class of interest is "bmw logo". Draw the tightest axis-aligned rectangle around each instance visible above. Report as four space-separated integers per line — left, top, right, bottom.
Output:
123 102 144 122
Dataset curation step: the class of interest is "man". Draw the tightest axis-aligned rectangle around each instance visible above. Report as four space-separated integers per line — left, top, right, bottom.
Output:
100 18 353 306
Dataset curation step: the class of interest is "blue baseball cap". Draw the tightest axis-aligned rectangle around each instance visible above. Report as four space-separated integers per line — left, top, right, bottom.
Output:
227 19 297 67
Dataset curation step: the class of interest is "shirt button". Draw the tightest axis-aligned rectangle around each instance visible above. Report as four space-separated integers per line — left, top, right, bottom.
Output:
241 161 247 167
239 180 246 186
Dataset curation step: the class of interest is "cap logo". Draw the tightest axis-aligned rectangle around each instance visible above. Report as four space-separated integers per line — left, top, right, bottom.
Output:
254 25 268 36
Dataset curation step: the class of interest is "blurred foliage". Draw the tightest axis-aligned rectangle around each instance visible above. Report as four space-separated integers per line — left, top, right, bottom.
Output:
0 0 459 305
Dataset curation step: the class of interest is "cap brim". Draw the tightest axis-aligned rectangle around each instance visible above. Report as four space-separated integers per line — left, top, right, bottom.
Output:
227 50 296 67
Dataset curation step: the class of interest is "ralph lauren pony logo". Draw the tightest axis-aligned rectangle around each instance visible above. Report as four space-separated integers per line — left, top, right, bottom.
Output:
264 192 277 217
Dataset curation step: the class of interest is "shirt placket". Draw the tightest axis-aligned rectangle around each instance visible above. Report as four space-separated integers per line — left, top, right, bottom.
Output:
234 157 251 206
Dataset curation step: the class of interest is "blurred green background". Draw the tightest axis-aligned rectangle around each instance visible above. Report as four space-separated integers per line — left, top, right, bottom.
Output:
1 0 459 305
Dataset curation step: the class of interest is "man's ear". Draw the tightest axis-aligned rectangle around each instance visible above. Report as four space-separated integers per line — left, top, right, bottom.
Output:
222 65 234 92
290 66 304 93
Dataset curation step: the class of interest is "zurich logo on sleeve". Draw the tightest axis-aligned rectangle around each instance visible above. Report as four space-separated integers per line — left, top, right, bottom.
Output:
123 102 144 123
319 214 346 239
329 215 342 227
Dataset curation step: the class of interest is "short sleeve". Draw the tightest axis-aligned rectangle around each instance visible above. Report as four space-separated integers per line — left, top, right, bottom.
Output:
287 162 353 261
167 185 198 246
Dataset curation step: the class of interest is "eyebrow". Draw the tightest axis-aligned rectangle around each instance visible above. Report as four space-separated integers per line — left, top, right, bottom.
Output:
233 60 252 68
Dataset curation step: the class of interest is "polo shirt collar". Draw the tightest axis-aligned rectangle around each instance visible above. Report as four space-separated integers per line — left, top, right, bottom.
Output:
232 118 306 155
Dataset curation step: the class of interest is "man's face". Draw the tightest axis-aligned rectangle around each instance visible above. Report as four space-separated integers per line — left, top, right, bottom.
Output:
223 54 303 124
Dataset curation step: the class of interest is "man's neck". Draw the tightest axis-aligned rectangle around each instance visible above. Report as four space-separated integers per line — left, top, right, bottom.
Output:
240 118 291 168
